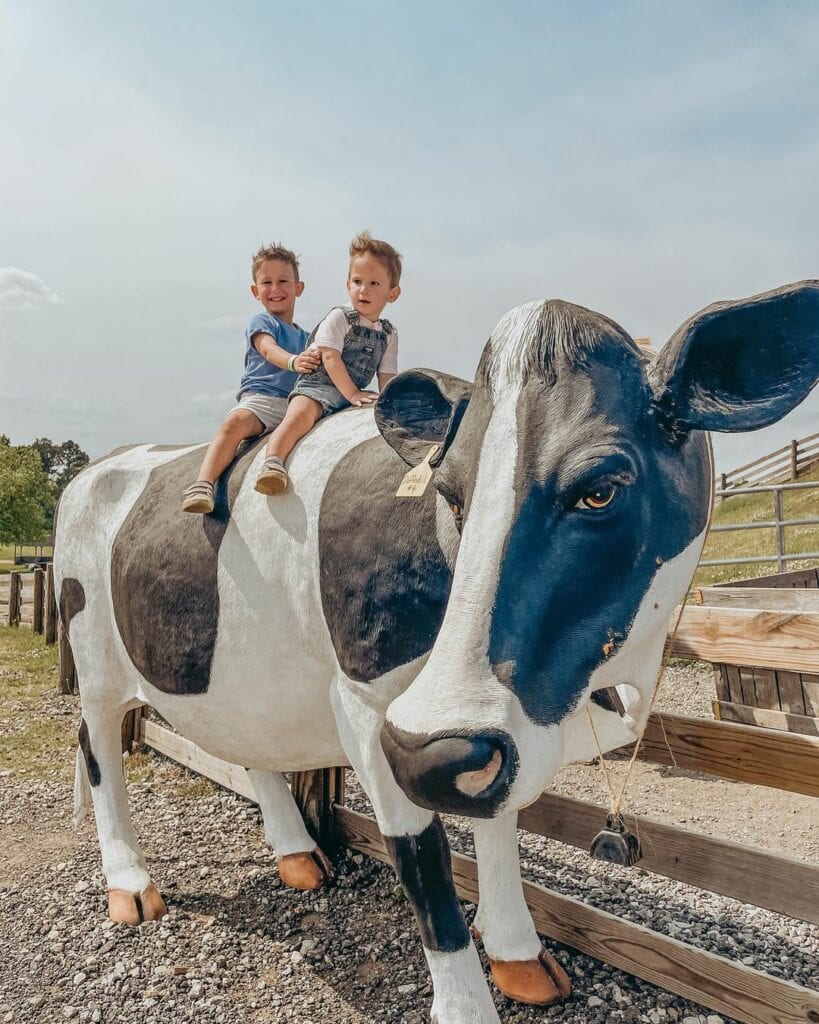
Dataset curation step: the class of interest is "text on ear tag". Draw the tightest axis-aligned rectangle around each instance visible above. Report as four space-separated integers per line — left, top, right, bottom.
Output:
396 445 440 498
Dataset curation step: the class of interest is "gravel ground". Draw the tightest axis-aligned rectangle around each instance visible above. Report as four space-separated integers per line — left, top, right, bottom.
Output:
1 662 817 1024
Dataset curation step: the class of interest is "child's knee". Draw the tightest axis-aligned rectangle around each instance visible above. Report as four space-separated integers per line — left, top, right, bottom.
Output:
221 410 261 438
287 403 322 431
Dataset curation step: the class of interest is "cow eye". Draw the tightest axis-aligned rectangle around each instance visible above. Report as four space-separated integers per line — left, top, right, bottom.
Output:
575 483 618 510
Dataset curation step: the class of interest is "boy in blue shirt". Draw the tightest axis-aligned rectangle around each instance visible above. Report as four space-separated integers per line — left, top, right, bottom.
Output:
182 244 320 513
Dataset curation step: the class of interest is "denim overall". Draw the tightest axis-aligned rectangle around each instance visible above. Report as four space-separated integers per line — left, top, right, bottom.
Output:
291 306 393 414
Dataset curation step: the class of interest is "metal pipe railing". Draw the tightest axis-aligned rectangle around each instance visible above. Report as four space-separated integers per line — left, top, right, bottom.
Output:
704 480 819 571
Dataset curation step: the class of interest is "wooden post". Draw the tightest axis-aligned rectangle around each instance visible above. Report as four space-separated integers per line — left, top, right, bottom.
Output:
32 568 45 634
121 707 146 755
7 572 21 627
790 438 799 480
44 563 57 644
719 472 727 503
291 767 346 857
58 620 77 694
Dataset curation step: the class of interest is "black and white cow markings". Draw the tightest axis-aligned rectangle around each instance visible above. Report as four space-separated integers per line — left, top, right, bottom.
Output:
487 339 711 726
77 719 101 787
385 817 471 952
110 438 265 695
54 282 819 1024
318 437 455 683
58 577 86 637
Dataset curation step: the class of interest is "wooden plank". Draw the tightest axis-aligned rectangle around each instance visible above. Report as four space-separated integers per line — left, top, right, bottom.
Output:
58 621 77 694
32 569 44 634
669 606 819 673
802 677 819 717
44 563 57 644
291 768 346 857
336 807 819 1024
713 665 730 702
140 720 257 801
739 666 757 706
637 713 819 797
697 587 819 612
7 571 21 626
716 702 819 737
725 569 819 589
724 664 743 705
753 668 779 711
517 791 819 925
778 672 808 715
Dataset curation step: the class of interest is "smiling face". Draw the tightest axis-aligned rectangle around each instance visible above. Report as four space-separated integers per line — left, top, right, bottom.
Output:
346 252 400 321
251 258 304 322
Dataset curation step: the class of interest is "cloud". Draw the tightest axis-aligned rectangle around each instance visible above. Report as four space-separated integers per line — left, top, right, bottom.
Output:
0 267 65 311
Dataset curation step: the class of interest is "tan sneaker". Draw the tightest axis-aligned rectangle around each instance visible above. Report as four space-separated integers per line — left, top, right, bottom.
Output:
255 456 288 495
181 480 215 513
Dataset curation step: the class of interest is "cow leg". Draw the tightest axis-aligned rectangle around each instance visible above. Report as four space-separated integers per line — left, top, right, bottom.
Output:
471 814 571 1005
332 680 501 1024
78 706 167 924
246 769 332 890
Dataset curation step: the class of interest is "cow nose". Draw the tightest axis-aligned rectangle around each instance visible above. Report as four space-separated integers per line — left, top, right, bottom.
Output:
380 722 518 818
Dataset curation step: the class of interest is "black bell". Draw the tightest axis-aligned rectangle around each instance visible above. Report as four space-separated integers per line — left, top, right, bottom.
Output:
590 812 642 866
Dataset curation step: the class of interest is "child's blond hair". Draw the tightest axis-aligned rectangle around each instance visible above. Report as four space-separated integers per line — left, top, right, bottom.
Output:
252 244 301 282
349 231 402 287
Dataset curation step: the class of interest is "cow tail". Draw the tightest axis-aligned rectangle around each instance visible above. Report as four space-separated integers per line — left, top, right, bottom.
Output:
73 746 92 827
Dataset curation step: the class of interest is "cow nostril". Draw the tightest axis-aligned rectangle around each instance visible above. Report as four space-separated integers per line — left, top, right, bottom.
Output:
454 747 503 796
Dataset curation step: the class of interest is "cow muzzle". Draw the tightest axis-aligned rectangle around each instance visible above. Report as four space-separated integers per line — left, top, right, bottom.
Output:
380 721 519 818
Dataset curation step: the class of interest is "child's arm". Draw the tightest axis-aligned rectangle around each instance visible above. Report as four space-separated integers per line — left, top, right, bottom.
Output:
253 333 321 374
320 349 377 406
377 372 396 390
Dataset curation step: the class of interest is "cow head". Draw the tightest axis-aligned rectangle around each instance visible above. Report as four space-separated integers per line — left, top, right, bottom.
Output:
376 282 819 817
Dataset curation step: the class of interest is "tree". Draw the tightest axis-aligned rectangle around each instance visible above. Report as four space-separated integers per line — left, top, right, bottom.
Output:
31 437 90 495
0 443 54 544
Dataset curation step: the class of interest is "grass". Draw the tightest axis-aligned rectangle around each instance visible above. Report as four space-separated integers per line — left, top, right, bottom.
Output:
0 625 68 779
0 626 215 795
693 463 819 587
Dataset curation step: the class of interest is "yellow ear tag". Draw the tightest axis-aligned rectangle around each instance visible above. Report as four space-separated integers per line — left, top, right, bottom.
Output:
396 445 440 498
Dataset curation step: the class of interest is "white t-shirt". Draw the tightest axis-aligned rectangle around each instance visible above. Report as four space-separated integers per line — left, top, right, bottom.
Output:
311 306 399 375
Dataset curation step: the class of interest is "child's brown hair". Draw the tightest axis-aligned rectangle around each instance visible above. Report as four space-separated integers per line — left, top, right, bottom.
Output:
252 244 301 282
349 231 402 287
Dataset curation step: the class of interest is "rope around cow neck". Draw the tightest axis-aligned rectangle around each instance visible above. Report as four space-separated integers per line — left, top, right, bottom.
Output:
584 599 687 820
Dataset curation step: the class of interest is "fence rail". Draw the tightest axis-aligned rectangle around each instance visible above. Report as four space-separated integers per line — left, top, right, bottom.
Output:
703 480 819 571
718 432 819 491
135 715 819 1024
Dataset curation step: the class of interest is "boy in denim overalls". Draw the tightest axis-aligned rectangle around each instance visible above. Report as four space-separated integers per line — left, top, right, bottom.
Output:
255 232 401 495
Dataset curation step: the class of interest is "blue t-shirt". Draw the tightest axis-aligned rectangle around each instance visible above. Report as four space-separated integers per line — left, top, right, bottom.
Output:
237 312 310 399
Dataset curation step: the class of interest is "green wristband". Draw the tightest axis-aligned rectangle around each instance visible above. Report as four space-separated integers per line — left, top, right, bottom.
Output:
287 355 297 372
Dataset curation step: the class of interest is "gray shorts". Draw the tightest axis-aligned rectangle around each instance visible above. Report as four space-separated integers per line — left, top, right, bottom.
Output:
230 393 289 431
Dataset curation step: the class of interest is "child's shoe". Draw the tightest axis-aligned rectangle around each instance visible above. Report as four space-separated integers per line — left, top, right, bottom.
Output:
255 456 289 495
181 480 215 514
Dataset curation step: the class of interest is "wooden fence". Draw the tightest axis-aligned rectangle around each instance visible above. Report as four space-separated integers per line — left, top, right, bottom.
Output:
4 564 817 1020
718 431 819 492
131 587 819 1024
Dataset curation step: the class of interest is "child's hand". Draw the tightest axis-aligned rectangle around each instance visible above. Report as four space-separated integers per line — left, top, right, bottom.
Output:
294 350 322 373
349 390 378 407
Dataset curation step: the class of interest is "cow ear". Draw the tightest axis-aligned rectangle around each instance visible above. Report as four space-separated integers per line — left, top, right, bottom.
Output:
375 369 472 467
648 280 819 434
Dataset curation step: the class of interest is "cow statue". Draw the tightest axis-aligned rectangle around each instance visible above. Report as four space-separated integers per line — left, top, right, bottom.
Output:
55 282 819 1024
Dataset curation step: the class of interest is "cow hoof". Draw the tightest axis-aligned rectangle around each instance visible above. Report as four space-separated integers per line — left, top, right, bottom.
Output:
277 848 332 890
488 948 572 1005
107 884 168 925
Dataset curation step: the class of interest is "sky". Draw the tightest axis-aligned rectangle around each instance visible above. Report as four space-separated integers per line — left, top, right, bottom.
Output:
1 0 817 470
